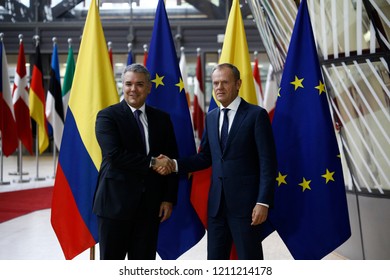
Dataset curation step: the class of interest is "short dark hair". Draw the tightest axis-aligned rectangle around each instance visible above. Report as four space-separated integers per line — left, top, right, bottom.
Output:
121 63 151 83
211 63 240 81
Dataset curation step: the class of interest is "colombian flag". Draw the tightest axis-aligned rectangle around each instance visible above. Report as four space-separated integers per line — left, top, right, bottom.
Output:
51 0 118 260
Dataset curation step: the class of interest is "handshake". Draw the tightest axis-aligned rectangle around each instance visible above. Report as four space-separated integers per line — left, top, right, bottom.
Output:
152 154 176 175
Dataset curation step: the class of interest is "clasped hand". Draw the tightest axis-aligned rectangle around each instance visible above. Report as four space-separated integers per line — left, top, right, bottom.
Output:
153 154 175 175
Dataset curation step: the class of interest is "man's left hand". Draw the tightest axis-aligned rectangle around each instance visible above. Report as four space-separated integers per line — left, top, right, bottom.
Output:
159 202 173 222
251 204 268 226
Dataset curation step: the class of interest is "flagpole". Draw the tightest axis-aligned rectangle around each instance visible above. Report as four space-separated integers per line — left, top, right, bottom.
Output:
7 147 29 177
52 138 56 178
33 128 45 181
0 140 10 185
51 37 57 179
90 246 95 260
15 142 30 183
32 35 45 182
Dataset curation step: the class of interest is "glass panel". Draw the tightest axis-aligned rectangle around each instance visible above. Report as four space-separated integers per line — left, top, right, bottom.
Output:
310 0 378 57
324 61 390 194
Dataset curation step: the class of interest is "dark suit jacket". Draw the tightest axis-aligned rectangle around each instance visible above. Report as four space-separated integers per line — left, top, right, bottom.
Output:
93 100 178 220
178 98 277 218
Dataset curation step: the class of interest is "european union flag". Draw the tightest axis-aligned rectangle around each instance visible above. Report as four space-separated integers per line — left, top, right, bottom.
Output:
267 0 351 259
146 0 205 260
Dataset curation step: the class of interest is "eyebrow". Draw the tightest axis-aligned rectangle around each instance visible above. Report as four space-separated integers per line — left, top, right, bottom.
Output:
125 80 146 84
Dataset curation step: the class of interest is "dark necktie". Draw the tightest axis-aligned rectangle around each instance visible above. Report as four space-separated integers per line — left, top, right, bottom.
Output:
134 109 146 153
220 108 230 151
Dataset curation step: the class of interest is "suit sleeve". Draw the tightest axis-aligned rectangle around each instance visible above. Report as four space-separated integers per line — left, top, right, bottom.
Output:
177 117 212 174
95 108 150 174
256 109 277 207
161 114 179 204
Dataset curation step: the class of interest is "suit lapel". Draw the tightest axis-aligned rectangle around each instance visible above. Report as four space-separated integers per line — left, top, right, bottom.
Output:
207 108 222 154
120 100 145 148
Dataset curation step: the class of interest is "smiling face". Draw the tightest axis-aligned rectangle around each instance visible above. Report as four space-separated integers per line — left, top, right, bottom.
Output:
211 65 242 107
122 70 152 109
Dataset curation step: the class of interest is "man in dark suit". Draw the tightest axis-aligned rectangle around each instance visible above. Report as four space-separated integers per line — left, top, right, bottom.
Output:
93 63 178 260
158 63 277 260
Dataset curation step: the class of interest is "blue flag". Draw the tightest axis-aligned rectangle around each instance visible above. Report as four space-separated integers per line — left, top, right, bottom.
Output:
266 0 351 259
127 47 133 66
146 0 205 260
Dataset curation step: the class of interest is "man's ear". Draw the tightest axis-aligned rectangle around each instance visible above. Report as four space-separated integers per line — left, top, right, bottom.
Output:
236 79 242 91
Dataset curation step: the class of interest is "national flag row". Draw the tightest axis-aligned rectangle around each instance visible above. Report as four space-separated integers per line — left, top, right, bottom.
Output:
0 34 76 157
1 34 275 158
0 35 142 157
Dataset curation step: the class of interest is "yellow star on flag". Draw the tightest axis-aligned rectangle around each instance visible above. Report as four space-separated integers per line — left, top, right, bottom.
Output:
276 172 287 187
322 169 335 184
291 75 304 91
152 73 164 88
299 177 311 192
175 77 185 93
315 80 326 95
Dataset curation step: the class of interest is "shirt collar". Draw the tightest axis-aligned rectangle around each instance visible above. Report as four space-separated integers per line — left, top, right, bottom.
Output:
220 96 241 112
128 104 146 114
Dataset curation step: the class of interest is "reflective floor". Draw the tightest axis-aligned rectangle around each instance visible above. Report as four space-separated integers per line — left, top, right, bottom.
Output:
0 154 345 260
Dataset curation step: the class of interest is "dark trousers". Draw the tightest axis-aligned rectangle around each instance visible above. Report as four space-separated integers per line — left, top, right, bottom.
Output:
97 194 161 260
207 195 264 260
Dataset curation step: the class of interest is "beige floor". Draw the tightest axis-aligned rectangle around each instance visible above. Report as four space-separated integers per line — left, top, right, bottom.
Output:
0 154 345 260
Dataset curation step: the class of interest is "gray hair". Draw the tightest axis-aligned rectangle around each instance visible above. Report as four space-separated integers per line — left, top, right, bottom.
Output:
121 63 151 83
211 63 240 81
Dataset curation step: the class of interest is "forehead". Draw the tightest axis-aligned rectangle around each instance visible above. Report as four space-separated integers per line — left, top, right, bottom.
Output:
123 71 147 82
211 67 234 80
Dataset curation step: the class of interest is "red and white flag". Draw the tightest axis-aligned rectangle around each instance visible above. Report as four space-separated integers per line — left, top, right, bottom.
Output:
108 41 113 70
179 47 191 108
263 64 278 121
253 54 264 107
12 37 33 154
192 51 205 143
143 44 148 66
0 40 18 156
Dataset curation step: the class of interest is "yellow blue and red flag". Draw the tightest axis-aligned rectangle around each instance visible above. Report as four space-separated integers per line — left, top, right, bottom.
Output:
51 0 118 260
146 0 205 260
